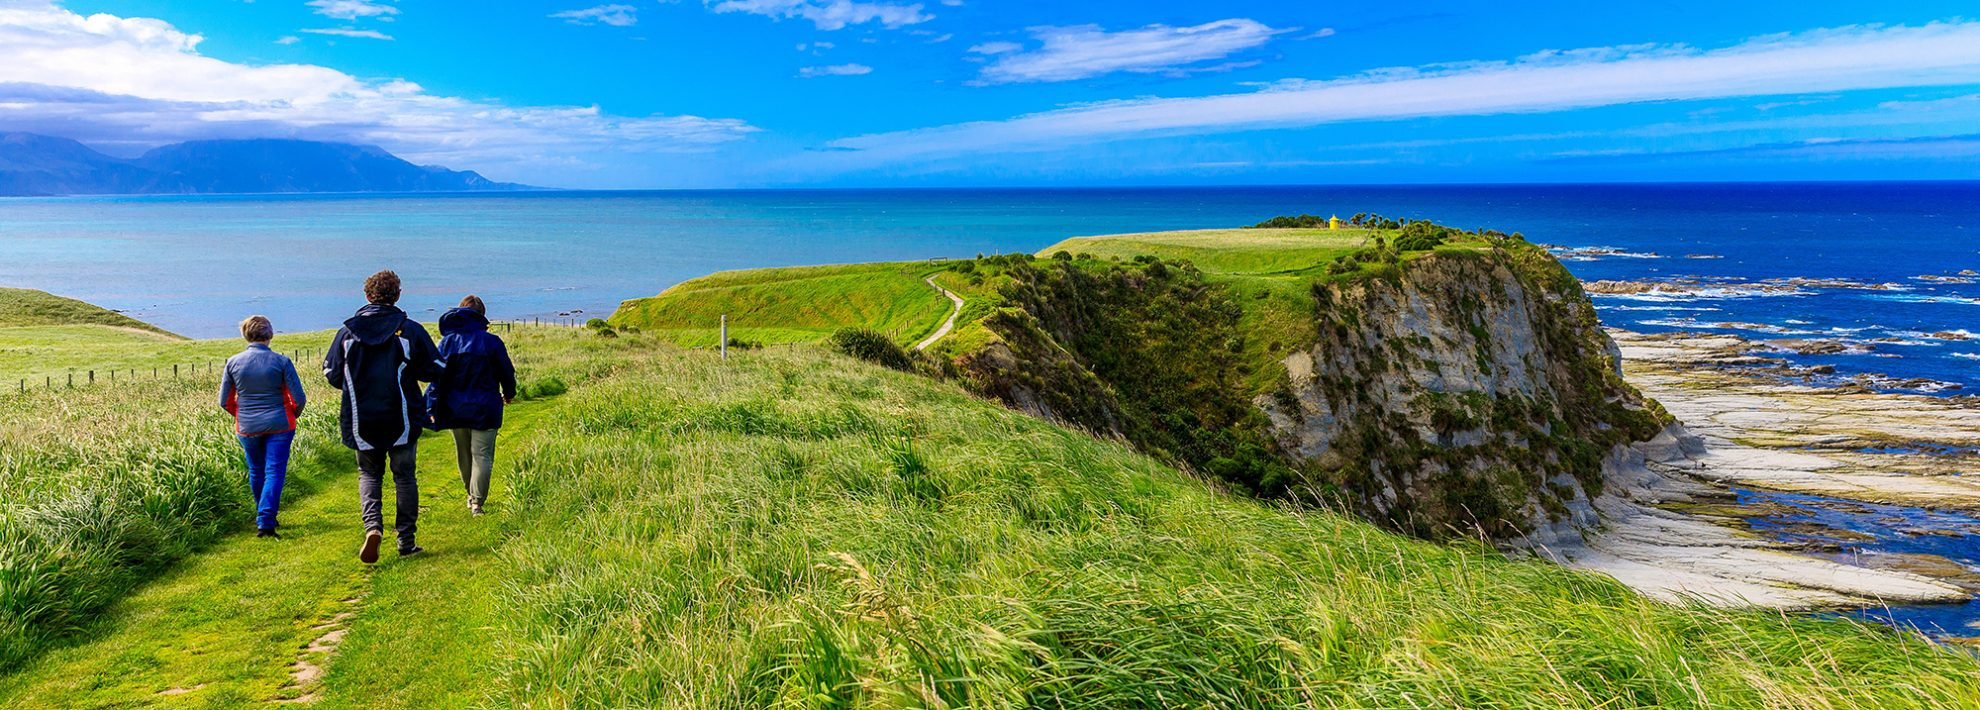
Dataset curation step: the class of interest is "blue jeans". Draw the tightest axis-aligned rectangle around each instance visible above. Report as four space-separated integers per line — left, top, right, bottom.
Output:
239 430 295 530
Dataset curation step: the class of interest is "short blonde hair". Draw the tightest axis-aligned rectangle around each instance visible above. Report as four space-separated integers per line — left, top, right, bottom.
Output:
240 315 274 343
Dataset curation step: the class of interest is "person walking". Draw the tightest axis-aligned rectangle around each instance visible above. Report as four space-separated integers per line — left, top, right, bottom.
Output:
324 270 444 563
425 295 517 516
220 315 306 539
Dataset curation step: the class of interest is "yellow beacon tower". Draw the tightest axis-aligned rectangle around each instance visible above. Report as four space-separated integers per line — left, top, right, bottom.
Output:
1328 215 1342 230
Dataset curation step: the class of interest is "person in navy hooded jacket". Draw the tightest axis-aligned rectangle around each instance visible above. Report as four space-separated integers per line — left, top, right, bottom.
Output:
425 295 517 516
324 270 445 564
220 315 306 538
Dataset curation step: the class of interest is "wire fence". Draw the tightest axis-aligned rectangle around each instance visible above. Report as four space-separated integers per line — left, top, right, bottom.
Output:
3 320 557 398
1 316 856 400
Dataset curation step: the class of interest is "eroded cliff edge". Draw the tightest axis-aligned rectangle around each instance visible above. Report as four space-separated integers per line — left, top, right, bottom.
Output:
945 232 1967 607
1256 245 1671 538
957 237 1668 540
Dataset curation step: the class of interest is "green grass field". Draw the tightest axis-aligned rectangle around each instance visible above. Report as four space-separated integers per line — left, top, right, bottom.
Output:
1039 228 1375 275
2 320 1977 706
607 229 1432 366
611 262 958 346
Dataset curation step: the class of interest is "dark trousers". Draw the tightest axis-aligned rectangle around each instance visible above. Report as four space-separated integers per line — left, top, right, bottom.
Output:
356 444 419 550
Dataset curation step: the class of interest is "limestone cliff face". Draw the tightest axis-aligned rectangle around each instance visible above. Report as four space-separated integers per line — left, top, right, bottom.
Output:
954 243 1669 541
1258 247 1670 538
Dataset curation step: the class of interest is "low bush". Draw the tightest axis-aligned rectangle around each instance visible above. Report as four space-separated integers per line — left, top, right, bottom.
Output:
519 375 569 400
827 328 914 371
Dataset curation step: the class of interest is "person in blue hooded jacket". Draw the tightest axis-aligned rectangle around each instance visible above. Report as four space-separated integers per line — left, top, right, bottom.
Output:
220 315 306 538
324 270 445 564
425 295 516 516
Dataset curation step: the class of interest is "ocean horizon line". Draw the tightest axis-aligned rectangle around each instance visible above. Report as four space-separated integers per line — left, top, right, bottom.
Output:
1 177 1976 202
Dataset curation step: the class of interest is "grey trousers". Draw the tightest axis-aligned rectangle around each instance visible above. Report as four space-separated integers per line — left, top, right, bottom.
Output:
453 428 498 506
356 444 419 549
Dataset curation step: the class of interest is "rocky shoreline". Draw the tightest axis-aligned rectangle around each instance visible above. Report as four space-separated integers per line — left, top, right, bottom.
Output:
1523 329 1980 630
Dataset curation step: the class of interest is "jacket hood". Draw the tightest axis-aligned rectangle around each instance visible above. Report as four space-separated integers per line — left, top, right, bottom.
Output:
439 307 489 336
345 303 409 345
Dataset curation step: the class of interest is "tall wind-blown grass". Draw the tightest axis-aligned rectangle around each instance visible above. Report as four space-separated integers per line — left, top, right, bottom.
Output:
0 373 341 671
487 344 1980 708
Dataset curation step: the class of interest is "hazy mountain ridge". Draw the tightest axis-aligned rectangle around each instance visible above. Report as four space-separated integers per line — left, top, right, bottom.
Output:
0 133 529 196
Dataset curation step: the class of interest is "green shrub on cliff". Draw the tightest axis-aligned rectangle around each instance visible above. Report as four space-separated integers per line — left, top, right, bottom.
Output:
960 256 1296 495
1394 220 1455 251
828 327 914 371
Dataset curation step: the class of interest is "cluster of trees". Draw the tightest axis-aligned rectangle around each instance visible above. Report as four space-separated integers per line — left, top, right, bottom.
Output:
1394 221 1457 251
1248 214 1334 229
1247 211 1440 232
1248 211 1539 256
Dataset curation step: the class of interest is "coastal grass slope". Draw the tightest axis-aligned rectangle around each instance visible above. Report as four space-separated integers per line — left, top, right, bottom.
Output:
608 227 1426 366
0 287 289 383
1 327 1976 706
611 262 958 346
0 287 173 334
1039 227 1374 275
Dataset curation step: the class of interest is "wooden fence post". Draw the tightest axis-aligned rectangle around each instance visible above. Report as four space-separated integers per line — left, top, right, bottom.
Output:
721 315 729 361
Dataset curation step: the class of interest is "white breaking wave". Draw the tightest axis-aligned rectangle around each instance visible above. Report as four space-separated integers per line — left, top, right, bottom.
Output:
1871 293 1980 306
1602 305 1725 312
1592 287 1813 302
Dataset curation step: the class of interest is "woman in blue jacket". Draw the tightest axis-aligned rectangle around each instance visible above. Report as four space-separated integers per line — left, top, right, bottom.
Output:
220 315 306 538
426 295 517 516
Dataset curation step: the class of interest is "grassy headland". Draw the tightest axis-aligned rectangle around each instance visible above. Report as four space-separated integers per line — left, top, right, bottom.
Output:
0 288 175 334
615 224 1530 503
0 313 1975 706
611 262 958 347
0 287 334 384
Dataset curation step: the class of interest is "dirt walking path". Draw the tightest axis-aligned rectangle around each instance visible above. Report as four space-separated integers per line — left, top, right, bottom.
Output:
913 276 964 352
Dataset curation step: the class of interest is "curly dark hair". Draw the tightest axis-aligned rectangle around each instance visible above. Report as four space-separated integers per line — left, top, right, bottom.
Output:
364 270 401 305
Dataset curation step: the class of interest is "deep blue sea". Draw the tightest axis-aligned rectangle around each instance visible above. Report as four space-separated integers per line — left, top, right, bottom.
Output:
2 185 1975 393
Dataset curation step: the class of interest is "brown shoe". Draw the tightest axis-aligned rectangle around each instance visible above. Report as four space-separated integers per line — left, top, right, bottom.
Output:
359 530 382 564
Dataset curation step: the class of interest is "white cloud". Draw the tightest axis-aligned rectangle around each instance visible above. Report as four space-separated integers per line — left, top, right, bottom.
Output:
976 19 1286 84
306 0 397 22
550 4 638 27
966 41 1019 55
827 21 1980 164
0 2 757 177
301 27 392 40
798 63 872 77
274 35 300 45
707 0 930 31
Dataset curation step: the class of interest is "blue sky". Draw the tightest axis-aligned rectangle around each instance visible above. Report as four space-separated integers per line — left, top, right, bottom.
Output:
3 0 1978 187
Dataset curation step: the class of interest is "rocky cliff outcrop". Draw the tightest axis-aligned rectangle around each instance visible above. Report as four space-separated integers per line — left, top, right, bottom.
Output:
957 240 1670 541
1258 246 1670 538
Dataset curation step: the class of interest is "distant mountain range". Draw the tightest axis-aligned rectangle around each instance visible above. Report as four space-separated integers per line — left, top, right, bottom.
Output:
0 133 531 196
